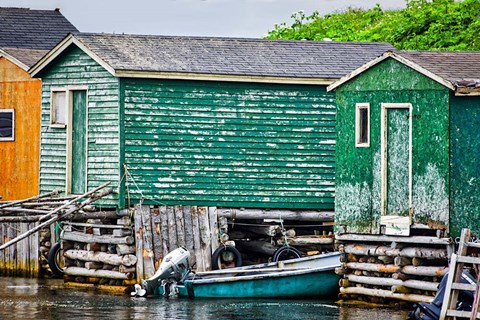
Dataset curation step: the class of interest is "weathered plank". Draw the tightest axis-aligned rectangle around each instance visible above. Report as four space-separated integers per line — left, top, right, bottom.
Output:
139 205 155 278
208 207 219 254
150 207 163 268
183 206 195 265
175 206 186 248
198 207 212 271
166 206 177 250
134 209 144 282
160 206 169 254
191 206 204 271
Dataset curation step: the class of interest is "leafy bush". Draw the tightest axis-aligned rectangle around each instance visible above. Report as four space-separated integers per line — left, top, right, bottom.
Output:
266 0 480 51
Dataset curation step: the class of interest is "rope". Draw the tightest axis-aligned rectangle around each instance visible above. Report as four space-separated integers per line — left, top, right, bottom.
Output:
123 164 168 207
279 215 289 247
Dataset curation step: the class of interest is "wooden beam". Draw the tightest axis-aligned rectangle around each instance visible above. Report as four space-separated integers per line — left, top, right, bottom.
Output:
0 185 112 250
336 234 451 245
0 190 60 210
340 286 434 303
64 266 133 280
217 208 334 222
64 249 137 266
62 231 133 245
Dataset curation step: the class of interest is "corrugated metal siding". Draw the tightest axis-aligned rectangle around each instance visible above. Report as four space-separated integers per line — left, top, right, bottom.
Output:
39 46 120 205
123 79 335 209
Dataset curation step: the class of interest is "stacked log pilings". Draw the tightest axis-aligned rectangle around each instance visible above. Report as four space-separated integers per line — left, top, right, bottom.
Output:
336 233 453 305
61 209 135 292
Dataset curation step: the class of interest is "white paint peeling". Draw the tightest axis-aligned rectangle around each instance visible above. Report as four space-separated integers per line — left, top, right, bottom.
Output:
319 140 336 145
158 177 183 182
292 127 314 132
336 181 372 228
372 150 382 216
286 163 332 168
386 109 410 215
412 163 449 223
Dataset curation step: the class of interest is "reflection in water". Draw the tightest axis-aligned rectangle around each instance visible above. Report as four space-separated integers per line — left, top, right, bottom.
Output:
0 277 409 320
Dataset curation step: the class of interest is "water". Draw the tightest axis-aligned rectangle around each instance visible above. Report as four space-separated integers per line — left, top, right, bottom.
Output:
0 277 409 320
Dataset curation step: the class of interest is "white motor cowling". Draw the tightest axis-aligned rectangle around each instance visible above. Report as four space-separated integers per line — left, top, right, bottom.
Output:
131 247 191 297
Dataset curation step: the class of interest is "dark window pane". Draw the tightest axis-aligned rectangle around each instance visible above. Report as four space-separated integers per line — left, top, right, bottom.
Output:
358 108 368 144
0 112 13 138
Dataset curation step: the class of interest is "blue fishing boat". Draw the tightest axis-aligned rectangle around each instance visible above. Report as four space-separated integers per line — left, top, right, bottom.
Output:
132 248 341 299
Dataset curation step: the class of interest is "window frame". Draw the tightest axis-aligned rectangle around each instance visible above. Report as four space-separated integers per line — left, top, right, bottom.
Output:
50 89 67 128
0 109 15 141
355 103 370 148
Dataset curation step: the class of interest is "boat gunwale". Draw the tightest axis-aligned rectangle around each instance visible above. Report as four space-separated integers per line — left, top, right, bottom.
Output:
185 264 339 285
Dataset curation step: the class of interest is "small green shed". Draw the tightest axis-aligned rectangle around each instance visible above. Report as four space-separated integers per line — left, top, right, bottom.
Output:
328 50 480 237
29 33 392 210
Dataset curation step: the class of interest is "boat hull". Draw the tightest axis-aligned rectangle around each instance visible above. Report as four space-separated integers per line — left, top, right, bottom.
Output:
183 267 340 299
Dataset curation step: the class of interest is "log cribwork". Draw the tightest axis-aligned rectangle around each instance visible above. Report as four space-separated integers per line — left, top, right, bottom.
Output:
0 185 112 277
337 232 452 305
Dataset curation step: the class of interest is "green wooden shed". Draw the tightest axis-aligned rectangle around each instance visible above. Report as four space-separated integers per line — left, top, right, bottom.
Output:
29 33 392 210
328 50 480 237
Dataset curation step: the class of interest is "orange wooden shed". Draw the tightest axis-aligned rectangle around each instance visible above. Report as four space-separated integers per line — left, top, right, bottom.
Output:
0 8 78 200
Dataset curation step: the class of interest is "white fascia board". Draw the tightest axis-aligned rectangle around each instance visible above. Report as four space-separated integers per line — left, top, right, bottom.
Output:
29 34 116 78
327 53 391 92
0 49 29 71
115 70 336 85
327 51 455 92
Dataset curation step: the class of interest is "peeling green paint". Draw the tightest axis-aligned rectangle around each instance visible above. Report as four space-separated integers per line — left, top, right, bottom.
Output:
38 46 120 207
122 79 336 209
412 163 449 227
335 57 450 234
450 95 480 236
386 108 410 216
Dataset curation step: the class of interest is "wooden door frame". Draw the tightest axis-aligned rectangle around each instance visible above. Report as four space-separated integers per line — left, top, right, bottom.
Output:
380 103 413 217
66 86 88 194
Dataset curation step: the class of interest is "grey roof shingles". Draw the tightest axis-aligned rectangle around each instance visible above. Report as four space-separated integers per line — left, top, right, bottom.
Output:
73 33 395 79
399 50 480 85
1 47 48 67
0 7 78 50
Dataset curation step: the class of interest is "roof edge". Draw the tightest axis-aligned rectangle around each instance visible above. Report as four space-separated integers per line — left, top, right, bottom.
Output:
115 70 336 85
327 51 456 92
29 33 115 77
0 49 29 71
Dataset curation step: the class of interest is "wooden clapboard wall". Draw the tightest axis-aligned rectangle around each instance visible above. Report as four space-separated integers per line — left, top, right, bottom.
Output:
134 204 220 280
0 222 40 277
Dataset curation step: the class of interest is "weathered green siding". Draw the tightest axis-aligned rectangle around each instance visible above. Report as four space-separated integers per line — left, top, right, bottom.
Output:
122 79 335 209
39 46 120 206
450 95 480 237
335 59 450 234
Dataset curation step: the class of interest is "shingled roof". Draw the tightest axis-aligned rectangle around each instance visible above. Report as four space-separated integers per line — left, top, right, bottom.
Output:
0 7 78 50
328 50 480 95
399 50 480 90
31 33 394 83
1 47 48 69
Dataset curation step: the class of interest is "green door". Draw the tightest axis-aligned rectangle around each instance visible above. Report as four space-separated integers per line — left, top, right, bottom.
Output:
382 105 411 217
71 90 87 194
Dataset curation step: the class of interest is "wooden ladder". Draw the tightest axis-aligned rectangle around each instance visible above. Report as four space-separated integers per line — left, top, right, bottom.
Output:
440 228 480 320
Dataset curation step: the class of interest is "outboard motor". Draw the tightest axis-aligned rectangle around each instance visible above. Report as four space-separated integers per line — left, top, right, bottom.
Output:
408 271 476 320
131 247 191 297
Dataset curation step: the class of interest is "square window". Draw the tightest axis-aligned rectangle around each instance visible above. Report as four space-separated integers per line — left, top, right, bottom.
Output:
0 109 14 141
51 91 67 126
356 103 370 147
